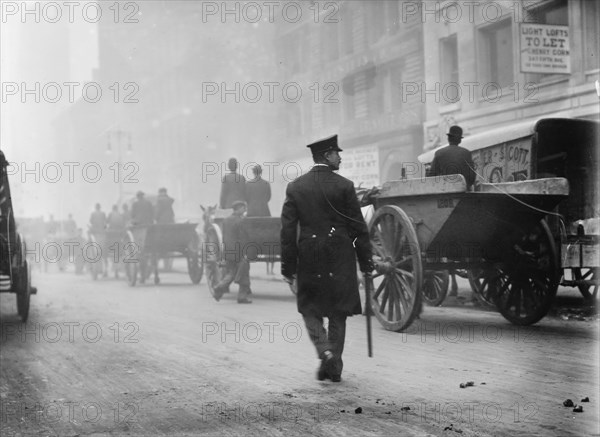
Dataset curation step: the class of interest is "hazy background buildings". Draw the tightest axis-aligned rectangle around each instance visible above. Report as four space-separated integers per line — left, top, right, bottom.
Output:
1 0 598 227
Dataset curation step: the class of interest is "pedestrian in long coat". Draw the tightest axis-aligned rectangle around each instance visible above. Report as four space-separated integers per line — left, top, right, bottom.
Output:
220 157 246 209
280 134 373 382
429 125 476 188
245 165 271 217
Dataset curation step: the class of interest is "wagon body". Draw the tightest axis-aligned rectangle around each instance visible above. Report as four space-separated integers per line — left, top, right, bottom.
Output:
0 150 36 321
203 212 284 298
419 118 599 299
123 223 202 286
368 175 569 331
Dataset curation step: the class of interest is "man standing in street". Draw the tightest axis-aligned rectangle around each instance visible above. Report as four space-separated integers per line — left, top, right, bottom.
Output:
131 191 154 226
213 200 252 304
155 187 175 224
280 134 373 383
89 204 107 234
246 164 271 217
220 157 246 209
429 125 476 189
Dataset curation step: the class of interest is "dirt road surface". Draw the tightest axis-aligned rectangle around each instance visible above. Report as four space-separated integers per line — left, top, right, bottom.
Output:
1 263 598 436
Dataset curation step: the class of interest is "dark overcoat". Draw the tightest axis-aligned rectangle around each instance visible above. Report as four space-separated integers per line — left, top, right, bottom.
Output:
245 177 271 217
429 144 476 187
220 172 247 209
280 165 372 317
131 199 154 226
155 194 175 224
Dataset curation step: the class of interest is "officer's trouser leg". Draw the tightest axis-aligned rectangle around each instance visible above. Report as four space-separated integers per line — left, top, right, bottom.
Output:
302 315 331 360
328 314 347 375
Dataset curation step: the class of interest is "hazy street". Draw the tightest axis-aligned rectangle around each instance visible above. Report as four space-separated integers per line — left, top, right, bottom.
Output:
1 263 598 437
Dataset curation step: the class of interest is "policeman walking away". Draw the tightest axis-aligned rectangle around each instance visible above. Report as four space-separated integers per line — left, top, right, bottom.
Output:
280 134 373 383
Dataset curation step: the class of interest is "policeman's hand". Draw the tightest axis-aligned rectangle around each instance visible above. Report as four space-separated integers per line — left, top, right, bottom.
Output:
283 274 296 284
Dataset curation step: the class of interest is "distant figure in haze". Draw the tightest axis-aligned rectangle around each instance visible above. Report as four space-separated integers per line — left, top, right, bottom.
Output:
89 204 107 234
131 191 154 226
121 203 131 226
155 187 175 224
220 157 246 209
246 164 271 217
64 213 77 237
429 125 476 189
246 164 273 274
107 205 126 231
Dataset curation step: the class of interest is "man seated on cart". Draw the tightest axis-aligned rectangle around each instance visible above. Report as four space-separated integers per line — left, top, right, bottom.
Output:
428 125 476 189
212 200 252 304
131 191 155 226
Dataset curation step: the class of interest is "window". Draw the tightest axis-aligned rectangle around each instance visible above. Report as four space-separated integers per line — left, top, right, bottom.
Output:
369 1 386 44
479 20 514 89
583 0 600 71
321 20 339 64
440 34 459 103
388 60 404 111
340 5 354 56
524 0 569 82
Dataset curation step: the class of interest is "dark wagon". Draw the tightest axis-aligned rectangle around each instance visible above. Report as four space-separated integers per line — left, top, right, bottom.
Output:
417 118 599 306
0 150 37 322
366 175 569 331
123 223 203 286
202 208 286 298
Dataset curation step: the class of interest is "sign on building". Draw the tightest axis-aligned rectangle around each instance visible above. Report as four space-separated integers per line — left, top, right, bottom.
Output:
520 23 571 74
338 145 380 188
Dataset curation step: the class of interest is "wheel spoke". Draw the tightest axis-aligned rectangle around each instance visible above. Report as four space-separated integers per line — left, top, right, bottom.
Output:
374 277 387 299
395 267 414 278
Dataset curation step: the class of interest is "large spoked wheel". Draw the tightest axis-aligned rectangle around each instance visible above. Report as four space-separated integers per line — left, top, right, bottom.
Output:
187 236 203 284
573 268 599 300
422 270 449 306
124 232 138 286
494 220 559 326
16 261 31 323
368 205 422 332
467 268 497 309
204 226 225 298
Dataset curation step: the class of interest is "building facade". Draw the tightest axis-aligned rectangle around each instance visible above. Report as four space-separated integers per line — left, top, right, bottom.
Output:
422 0 599 150
273 0 426 189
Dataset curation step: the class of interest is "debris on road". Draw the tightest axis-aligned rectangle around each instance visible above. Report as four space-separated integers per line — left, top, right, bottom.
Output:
573 405 584 413
355 407 363 414
563 399 574 407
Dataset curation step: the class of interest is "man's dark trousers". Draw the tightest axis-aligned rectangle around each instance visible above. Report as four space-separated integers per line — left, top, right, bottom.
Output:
303 313 347 376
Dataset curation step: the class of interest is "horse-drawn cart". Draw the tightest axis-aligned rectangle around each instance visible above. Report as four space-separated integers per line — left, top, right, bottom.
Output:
203 209 283 298
0 150 36 322
418 118 599 305
367 175 569 332
123 223 203 286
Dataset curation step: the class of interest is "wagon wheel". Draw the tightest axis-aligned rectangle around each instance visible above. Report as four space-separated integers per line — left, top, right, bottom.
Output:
368 205 422 332
204 226 225 298
493 219 559 325
466 268 497 309
16 261 31 323
187 236 203 284
123 232 138 287
573 268 599 300
422 270 449 306
88 235 102 281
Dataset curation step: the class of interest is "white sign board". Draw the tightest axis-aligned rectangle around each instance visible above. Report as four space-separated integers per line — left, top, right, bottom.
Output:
520 23 570 74
338 145 380 188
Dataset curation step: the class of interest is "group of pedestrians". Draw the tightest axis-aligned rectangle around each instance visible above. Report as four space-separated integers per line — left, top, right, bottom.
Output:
213 158 273 304
89 187 176 234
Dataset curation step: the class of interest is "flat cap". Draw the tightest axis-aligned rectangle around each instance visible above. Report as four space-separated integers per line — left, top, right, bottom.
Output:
231 200 247 210
306 134 342 155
